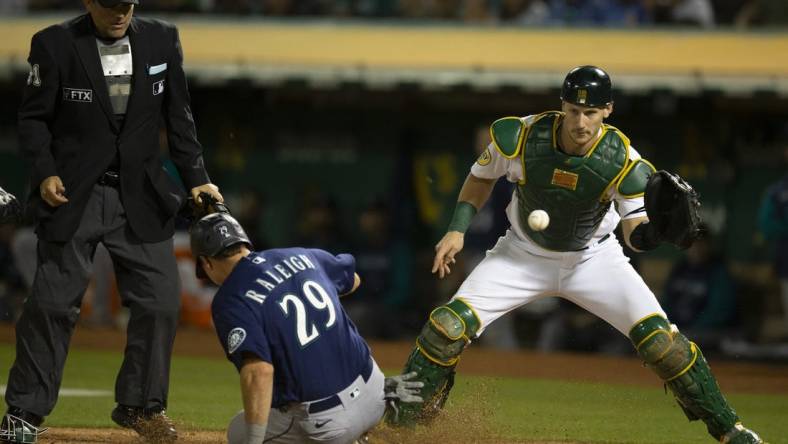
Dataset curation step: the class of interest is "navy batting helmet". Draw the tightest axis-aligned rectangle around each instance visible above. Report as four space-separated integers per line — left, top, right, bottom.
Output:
190 212 252 279
560 65 612 107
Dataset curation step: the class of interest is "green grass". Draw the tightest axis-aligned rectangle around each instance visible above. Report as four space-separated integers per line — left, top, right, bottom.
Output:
1 344 786 443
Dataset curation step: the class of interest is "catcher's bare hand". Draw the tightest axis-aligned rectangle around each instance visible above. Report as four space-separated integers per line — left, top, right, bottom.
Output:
432 231 464 279
190 183 223 205
40 176 68 207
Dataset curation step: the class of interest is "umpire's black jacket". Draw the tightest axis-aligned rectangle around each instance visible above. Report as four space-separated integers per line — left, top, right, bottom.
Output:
18 14 210 243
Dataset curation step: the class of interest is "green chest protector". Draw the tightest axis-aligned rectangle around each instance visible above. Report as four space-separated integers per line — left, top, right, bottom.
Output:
493 112 631 251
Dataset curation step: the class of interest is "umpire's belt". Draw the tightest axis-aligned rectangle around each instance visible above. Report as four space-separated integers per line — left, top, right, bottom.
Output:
305 357 373 414
97 171 120 188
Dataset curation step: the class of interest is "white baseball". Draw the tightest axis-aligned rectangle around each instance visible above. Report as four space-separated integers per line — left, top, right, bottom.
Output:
528 210 550 231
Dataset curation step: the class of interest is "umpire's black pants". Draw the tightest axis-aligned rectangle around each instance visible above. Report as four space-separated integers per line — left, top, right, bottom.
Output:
4 183 180 417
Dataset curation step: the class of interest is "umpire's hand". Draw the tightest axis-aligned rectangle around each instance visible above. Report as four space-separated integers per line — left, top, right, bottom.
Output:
40 175 68 207
190 183 223 205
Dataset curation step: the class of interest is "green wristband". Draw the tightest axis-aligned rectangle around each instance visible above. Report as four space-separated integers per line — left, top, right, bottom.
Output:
447 201 478 233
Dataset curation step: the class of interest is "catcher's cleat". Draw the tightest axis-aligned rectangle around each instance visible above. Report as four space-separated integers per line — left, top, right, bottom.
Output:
0 409 47 444
111 405 178 444
721 424 764 444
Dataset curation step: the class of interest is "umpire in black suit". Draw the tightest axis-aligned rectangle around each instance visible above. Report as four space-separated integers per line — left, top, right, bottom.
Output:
1 0 221 442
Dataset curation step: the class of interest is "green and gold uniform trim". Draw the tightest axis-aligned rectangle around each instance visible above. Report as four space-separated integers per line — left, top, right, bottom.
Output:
415 342 459 367
454 296 483 331
490 116 527 159
629 313 741 439
667 341 699 382
616 158 656 198
514 111 631 250
414 298 481 367
597 126 631 202
519 111 559 186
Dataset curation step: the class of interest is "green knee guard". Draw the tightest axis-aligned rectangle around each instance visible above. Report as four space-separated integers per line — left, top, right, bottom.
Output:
630 314 739 440
387 298 480 427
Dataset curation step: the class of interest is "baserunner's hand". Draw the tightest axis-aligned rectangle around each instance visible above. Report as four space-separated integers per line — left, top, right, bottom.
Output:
384 371 424 404
432 231 464 279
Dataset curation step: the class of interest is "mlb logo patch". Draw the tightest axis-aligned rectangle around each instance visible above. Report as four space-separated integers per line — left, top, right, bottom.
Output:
152 79 165 95
62 88 92 103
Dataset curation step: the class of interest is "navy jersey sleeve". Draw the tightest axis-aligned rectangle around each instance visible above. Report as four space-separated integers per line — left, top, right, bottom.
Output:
211 292 272 372
308 249 356 295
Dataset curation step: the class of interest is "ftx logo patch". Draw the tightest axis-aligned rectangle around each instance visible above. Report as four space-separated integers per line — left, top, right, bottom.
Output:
63 88 92 103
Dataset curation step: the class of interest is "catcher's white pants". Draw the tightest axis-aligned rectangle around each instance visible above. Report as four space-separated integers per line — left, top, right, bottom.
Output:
227 359 385 444
455 230 666 337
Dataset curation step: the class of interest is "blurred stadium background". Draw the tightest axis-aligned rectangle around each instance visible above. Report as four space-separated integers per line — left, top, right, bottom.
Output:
1 2 788 434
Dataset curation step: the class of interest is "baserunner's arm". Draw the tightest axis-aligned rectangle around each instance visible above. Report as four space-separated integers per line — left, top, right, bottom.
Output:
239 356 274 444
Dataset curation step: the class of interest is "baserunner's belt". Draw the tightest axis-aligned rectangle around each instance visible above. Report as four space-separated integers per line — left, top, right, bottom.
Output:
304 357 373 414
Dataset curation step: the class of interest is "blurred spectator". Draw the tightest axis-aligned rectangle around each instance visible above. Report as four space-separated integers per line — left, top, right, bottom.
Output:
661 226 738 351
757 148 788 325
0 0 27 13
294 192 349 252
649 0 715 27
348 0 399 17
499 0 550 25
26 0 72 10
233 189 270 251
343 200 414 339
547 0 649 26
463 0 496 23
735 0 788 27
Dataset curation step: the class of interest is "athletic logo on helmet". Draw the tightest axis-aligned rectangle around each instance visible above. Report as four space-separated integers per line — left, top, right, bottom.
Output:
577 89 587 104
217 224 231 239
227 328 246 354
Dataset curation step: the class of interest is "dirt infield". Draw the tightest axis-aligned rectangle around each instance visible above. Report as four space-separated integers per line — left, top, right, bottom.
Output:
5 325 778 394
3 324 787 443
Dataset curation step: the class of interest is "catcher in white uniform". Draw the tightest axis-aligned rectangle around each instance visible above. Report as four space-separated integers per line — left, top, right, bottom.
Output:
390 66 764 444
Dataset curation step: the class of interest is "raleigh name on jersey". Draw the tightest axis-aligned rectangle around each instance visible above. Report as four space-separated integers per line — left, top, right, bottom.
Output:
211 247 371 408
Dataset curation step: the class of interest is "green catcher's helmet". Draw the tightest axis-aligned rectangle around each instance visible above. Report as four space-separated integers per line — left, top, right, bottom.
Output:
560 65 612 107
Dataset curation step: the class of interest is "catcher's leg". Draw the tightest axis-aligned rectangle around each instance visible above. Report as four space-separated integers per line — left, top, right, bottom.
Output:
387 298 480 426
630 315 763 443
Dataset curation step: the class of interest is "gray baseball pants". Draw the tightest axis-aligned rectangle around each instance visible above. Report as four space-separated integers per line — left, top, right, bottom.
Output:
228 359 386 444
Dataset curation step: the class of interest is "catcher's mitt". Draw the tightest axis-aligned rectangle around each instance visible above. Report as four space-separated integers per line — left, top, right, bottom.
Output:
644 170 702 249
0 186 21 225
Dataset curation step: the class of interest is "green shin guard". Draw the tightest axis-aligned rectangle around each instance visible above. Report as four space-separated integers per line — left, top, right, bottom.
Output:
631 315 739 440
388 299 480 426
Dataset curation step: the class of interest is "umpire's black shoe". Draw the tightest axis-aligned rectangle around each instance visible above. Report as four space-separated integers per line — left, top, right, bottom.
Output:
111 405 178 444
